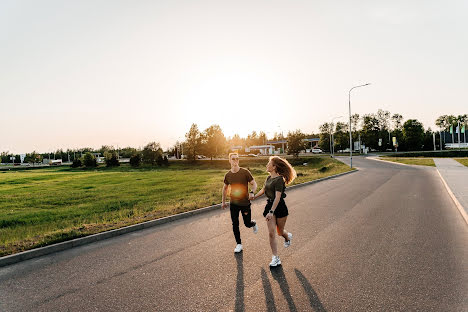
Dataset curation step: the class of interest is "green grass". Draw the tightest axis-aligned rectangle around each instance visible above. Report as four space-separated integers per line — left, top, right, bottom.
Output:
379 157 435 167
455 158 468 167
0 156 350 256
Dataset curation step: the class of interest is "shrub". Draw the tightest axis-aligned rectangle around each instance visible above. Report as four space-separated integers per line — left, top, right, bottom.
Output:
142 142 163 165
130 154 141 167
105 152 120 167
71 159 82 168
156 155 164 166
83 152 97 168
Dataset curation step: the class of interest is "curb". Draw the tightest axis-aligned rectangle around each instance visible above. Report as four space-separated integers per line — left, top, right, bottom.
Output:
367 156 419 167
435 168 468 225
0 169 358 267
286 168 357 191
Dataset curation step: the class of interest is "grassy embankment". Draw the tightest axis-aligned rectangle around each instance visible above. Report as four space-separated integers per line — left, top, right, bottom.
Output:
379 157 435 167
455 158 468 167
0 156 351 256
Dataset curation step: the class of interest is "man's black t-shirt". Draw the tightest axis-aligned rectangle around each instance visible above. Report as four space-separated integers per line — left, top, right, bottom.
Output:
224 168 253 206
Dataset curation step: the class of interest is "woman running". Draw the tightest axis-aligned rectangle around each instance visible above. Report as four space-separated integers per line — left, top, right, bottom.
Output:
252 156 296 266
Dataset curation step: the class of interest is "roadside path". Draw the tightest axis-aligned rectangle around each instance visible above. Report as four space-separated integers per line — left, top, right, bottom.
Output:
434 158 468 221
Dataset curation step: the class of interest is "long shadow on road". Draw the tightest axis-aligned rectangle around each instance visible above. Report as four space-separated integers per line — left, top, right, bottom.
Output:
270 265 298 312
261 268 277 312
235 252 244 312
261 266 327 312
295 269 327 312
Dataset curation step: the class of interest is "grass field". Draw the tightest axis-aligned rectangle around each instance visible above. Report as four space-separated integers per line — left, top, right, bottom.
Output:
0 156 351 256
455 158 468 167
379 157 435 167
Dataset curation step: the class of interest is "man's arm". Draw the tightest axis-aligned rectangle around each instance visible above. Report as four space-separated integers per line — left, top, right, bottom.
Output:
222 183 229 209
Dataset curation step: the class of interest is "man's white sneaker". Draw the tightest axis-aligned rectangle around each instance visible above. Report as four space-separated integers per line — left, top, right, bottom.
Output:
252 220 258 234
234 244 243 253
284 232 292 248
269 255 281 267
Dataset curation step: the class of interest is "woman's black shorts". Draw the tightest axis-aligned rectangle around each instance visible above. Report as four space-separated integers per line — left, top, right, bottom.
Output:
263 198 289 218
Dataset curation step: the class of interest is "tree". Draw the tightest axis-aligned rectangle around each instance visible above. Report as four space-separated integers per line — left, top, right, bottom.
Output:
360 114 380 151
422 128 435 151
83 152 97 168
246 131 260 146
156 154 164 166
351 114 360 133
258 131 267 145
71 159 82 168
230 134 244 147
130 154 141 167
24 151 41 165
403 119 424 151
201 124 227 160
120 147 138 158
287 130 307 157
105 151 120 167
185 123 202 161
99 145 114 155
1 152 11 163
318 123 333 152
334 122 349 152
391 114 403 130
142 142 163 165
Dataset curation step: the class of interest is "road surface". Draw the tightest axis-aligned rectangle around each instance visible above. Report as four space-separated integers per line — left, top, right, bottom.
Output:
1 156 467 311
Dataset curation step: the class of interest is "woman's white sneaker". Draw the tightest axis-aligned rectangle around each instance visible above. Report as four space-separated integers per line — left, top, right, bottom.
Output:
269 255 281 267
284 232 292 248
234 244 243 253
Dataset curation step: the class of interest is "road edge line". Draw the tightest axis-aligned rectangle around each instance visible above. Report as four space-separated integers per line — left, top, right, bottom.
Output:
436 168 468 225
0 168 358 267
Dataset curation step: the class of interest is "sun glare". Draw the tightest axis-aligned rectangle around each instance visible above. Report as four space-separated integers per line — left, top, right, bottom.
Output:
178 67 286 138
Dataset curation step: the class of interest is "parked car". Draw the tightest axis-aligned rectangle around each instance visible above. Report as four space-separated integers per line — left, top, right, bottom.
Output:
311 148 323 154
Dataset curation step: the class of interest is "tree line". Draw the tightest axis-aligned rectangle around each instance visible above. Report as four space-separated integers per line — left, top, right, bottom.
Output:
173 123 317 161
318 111 467 152
2 112 466 165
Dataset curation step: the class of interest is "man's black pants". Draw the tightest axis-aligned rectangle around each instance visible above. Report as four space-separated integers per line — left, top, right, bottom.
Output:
230 203 255 244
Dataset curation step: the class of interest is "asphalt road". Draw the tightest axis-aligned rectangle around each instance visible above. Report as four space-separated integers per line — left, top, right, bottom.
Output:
1 156 467 311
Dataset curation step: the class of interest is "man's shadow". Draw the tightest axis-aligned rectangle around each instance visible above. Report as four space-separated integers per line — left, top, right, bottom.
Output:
234 252 244 312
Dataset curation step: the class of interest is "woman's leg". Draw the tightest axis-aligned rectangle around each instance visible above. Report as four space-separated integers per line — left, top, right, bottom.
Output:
266 216 278 256
276 216 289 241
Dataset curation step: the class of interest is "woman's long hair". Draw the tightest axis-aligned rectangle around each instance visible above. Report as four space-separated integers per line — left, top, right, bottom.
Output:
270 156 297 184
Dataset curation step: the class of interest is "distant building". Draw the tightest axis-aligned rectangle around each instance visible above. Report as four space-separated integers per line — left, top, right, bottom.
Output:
247 145 275 155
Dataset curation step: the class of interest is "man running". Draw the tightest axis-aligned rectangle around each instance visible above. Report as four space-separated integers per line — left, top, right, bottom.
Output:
222 152 258 253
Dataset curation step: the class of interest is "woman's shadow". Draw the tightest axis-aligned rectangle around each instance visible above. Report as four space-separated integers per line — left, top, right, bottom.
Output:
261 266 327 312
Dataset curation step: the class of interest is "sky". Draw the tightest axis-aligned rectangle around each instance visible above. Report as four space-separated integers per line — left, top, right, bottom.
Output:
1 0 467 154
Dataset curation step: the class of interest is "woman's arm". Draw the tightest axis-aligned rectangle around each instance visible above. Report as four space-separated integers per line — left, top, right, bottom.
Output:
270 191 282 212
253 187 265 200
266 191 282 221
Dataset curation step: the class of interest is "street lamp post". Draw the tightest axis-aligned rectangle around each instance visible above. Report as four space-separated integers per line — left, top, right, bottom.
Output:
349 83 370 169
